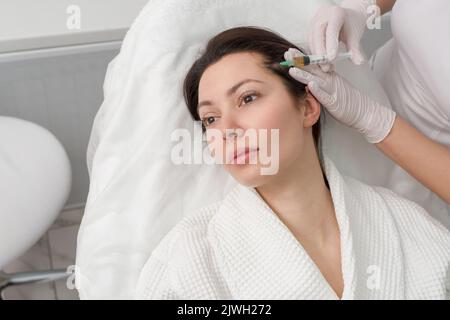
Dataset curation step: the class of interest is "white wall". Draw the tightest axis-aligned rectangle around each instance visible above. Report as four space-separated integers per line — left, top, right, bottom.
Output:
0 0 148 53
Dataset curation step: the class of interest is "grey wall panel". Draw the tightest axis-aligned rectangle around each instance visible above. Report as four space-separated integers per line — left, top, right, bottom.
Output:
0 43 120 207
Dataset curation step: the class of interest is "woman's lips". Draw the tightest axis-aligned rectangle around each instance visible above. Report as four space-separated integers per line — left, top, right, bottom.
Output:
232 147 259 162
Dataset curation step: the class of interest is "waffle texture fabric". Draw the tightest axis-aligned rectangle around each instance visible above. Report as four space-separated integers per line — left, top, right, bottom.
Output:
135 155 450 299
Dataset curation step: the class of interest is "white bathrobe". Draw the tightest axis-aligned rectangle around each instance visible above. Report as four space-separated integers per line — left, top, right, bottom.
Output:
134 156 450 300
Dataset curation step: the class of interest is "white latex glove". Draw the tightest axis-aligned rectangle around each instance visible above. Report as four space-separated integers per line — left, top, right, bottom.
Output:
284 48 396 144
308 0 375 72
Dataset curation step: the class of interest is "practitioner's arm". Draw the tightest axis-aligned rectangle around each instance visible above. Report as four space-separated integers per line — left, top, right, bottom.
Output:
377 116 450 204
283 57 450 204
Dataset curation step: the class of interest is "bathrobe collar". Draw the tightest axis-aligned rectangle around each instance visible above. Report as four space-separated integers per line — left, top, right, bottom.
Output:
207 155 405 299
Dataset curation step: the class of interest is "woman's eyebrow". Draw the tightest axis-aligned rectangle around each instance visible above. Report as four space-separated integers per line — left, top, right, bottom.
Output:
198 78 264 111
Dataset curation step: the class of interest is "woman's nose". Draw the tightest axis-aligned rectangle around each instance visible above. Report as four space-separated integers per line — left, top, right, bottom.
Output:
218 116 243 141
225 128 241 140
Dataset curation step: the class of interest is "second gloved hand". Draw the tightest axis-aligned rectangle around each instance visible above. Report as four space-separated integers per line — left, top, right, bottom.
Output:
308 0 375 72
285 49 396 144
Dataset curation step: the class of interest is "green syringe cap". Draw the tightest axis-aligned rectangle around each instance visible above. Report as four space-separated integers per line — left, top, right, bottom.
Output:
279 61 293 67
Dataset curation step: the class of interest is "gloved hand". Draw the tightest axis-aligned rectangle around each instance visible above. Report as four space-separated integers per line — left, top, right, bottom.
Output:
284 48 396 144
308 0 375 72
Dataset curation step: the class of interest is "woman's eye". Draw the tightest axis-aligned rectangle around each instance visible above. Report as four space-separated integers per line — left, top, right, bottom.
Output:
240 93 259 106
201 116 216 127
200 93 258 127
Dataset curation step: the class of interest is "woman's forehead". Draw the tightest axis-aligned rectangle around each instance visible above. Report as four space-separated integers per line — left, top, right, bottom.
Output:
198 53 273 96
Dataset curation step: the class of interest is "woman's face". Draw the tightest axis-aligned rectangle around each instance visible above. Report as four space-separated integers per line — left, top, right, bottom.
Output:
197 51 320 187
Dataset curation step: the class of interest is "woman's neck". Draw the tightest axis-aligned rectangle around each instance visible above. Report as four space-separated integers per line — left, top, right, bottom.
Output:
255 141 337 247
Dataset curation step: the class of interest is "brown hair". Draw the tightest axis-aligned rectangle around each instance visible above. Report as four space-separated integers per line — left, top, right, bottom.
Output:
183 26 328 187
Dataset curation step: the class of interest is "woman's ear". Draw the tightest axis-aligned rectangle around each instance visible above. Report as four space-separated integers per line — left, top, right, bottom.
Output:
302 91 321 128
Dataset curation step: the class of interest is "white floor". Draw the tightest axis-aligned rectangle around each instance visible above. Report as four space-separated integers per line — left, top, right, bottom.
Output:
2 206 83 300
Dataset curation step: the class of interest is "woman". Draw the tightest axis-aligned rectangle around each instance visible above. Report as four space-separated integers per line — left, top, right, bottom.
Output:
304 0 450 227
134 27 450 300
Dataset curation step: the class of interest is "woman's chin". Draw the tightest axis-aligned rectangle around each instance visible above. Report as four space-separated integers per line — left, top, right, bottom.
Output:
225 164 270 188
